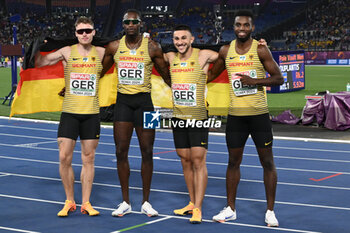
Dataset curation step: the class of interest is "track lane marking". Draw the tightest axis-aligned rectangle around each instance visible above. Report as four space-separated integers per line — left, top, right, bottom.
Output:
111 216 172 233
0 226 40 233
0 193 321 233
1 155 350 190
310 173 343 182
1 171 350 211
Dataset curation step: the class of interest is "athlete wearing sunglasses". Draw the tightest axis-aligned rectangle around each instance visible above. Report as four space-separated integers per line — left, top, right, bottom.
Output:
35 16 105 217
76 28 94 35
102 9 170 218
123 19 140 25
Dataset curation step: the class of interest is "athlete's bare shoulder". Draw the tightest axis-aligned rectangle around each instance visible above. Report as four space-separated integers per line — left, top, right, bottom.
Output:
105 40 120 56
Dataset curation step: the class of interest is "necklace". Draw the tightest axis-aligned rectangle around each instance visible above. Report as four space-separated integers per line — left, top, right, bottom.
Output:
125 36 142 51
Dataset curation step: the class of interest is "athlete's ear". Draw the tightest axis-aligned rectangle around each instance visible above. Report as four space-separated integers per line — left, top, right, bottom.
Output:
190 36 195 44
252 24 255 32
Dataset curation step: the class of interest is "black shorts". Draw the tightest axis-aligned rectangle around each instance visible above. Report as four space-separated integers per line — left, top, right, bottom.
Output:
172 118 209 149
114 92 154 127
57 112 101 140
225 113 273 148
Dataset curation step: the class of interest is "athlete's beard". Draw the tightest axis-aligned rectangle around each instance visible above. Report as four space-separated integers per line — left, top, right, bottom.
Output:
236 32 251 43
178 44 190 55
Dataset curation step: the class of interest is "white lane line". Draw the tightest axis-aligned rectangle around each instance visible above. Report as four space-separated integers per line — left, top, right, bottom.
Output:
1 136 350 164
1 125 350 149
1 147 350 175
1 157 349 191
0 171 10 177
2 116 350 144
15 141 57 147
0 194 323 233
0 226 40 233
1 170 350 211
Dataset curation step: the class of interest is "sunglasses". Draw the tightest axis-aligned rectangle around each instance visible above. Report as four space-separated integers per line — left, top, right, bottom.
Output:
76 28 94 35
123 19 140 25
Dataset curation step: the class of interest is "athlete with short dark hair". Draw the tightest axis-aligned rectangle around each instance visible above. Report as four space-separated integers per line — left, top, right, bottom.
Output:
209 10 284 227
102 9 170 217
163 24 218 224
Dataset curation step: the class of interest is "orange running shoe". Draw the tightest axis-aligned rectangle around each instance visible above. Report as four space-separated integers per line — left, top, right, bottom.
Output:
81 202 100 216
189 208 202 224
57 200 76 217
173 201 194 216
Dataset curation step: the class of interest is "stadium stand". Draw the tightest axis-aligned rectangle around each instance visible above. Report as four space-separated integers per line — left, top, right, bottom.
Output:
0 0 349 51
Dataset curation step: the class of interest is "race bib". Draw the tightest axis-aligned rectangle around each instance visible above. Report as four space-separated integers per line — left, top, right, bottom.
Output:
118 61 144 85
172 83 197 106
70 73 97 96
231 70 257 96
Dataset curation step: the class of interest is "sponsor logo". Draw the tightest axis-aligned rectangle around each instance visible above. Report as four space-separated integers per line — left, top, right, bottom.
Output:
264 141 272 146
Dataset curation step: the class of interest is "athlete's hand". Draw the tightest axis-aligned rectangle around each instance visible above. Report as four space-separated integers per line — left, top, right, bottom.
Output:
258 38 267 46
236 74 257 86
58 87 65 97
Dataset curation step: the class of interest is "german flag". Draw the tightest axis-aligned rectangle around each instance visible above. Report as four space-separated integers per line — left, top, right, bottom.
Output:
10 38 230 117
10 52 65 117
206 64 230 116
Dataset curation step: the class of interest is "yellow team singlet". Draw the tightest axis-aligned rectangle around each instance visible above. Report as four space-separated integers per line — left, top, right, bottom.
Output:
225 39 268 116
170 48 207 120
63 44 102 114
114 36 153 94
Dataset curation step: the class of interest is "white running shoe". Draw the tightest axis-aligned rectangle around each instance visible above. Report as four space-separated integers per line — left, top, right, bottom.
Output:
265 210 279 227
141 201 158 217
111 201 132 217
212 206 237 223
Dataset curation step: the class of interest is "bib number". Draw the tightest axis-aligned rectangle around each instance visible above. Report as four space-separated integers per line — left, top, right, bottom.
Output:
118 61 144 85
172 83 197 106
70 73 97 96
231 70 257 96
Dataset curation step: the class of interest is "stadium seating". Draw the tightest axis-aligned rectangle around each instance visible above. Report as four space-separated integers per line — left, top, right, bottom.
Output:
1 0 349 51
